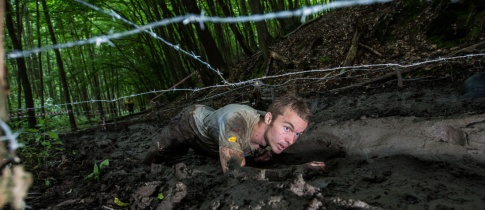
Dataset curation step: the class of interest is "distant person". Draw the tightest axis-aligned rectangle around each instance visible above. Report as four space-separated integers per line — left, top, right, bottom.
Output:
143 94 325 179
125 99 135 115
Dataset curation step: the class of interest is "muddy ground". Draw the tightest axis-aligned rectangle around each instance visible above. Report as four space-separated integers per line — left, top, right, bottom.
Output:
27 83 485 210
25 0 485 209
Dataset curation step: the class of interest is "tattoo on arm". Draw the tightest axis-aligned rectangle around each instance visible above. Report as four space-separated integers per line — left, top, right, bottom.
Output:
219 146 246 174
219 146 296 181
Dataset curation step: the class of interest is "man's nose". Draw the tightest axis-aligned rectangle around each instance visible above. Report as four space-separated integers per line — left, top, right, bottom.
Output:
286 134 297 145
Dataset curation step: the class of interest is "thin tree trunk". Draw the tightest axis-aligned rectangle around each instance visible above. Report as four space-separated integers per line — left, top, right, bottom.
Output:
16 63 22 120
5 0 36 128
248 0 273 63
217 0 253 57
45 42 54 99
0 0 8 122
35 0 45 118
41 0 77 131
185 0 226 85
239 0 258 49
86 46 104 120
206 0 230 62
24 6 39 97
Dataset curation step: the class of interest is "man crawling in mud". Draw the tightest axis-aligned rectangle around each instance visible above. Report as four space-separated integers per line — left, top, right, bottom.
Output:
143 94 325 180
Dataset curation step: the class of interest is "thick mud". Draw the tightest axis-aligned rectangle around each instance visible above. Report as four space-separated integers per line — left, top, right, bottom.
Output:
26 83 485 210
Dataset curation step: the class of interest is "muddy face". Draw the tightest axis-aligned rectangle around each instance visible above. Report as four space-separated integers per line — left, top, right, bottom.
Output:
265 107 308 154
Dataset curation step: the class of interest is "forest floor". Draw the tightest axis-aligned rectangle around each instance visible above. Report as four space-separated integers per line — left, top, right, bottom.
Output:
25 0 485 209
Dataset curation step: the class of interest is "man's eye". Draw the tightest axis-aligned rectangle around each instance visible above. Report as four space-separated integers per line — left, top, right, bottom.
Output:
284 126 290 131
296 133 301 137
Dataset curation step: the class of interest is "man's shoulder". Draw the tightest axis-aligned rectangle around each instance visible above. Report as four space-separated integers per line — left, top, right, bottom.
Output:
223 104 255 110
218 104 265 115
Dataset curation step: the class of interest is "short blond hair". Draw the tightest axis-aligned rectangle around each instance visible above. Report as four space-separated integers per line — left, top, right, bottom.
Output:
267 94 311 122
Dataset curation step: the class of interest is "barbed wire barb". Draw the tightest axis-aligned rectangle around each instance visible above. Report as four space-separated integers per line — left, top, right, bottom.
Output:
0 119 22 152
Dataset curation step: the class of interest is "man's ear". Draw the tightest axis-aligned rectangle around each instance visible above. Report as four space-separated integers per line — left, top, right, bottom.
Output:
264 112 272 124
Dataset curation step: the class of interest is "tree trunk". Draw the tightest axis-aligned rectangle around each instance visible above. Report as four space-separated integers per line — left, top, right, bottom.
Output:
239 0 258 49
185 0 227 85
86 45 105 120
35 0 45 118
5 0 37 128
207 0 230 62
41 0 77 131
0 1 8 122
217 0 253 57
248 0 273 63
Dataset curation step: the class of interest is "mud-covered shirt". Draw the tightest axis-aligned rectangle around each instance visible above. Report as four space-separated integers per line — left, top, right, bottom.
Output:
190 104 267 157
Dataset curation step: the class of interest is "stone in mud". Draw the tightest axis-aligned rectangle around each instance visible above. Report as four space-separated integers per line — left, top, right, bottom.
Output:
130 182 161 209
463 72 485 100
157 182 187 210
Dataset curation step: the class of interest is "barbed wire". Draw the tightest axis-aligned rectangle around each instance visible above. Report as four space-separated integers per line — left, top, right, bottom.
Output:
7 0 392 60
0 119 22 152
73 0 228 84
8 53 485 113
5 0 485 120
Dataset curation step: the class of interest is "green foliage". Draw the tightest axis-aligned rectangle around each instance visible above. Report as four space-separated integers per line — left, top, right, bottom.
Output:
16 118 63 169
114 197 129 207
44 177 55 186
470 26 482 39
254 69 266 79
6 0 344 131
85 159 110 182
319 56 331 64
157 193 165 200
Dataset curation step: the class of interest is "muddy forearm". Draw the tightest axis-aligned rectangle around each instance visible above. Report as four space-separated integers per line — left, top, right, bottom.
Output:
227 164 297 181
227 163 324 181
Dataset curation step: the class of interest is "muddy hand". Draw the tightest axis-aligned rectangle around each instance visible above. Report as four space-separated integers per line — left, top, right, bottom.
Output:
253 150 272 162
304 161 326 169
292 161 326 178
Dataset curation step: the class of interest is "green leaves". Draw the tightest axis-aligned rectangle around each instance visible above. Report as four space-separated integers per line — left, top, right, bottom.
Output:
157 193 165 200
47 131 59 139
99 159 110 170
85 159 110 181
17 122 64 169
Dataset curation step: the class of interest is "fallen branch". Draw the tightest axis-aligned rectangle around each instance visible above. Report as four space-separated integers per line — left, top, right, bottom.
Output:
359 43 382 57
102 205 115 210
342 29 361 67
331 41 485 92
56 199 82 207
269 51 289 63
448 40 485 56
330 66 417 92
283 17 322 38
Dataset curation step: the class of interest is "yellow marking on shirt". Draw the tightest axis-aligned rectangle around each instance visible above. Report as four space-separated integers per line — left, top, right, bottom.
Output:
228 136 237 143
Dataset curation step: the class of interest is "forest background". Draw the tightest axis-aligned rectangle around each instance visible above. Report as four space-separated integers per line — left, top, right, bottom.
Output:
1 0 484 208
1 1 338 207
5 0 333 132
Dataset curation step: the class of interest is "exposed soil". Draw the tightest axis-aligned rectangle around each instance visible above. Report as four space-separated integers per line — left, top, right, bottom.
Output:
25 0 485 209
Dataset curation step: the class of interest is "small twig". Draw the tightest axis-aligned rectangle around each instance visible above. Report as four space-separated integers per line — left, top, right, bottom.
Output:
102 205 115 210
55 199 82 207
358 43 382 57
